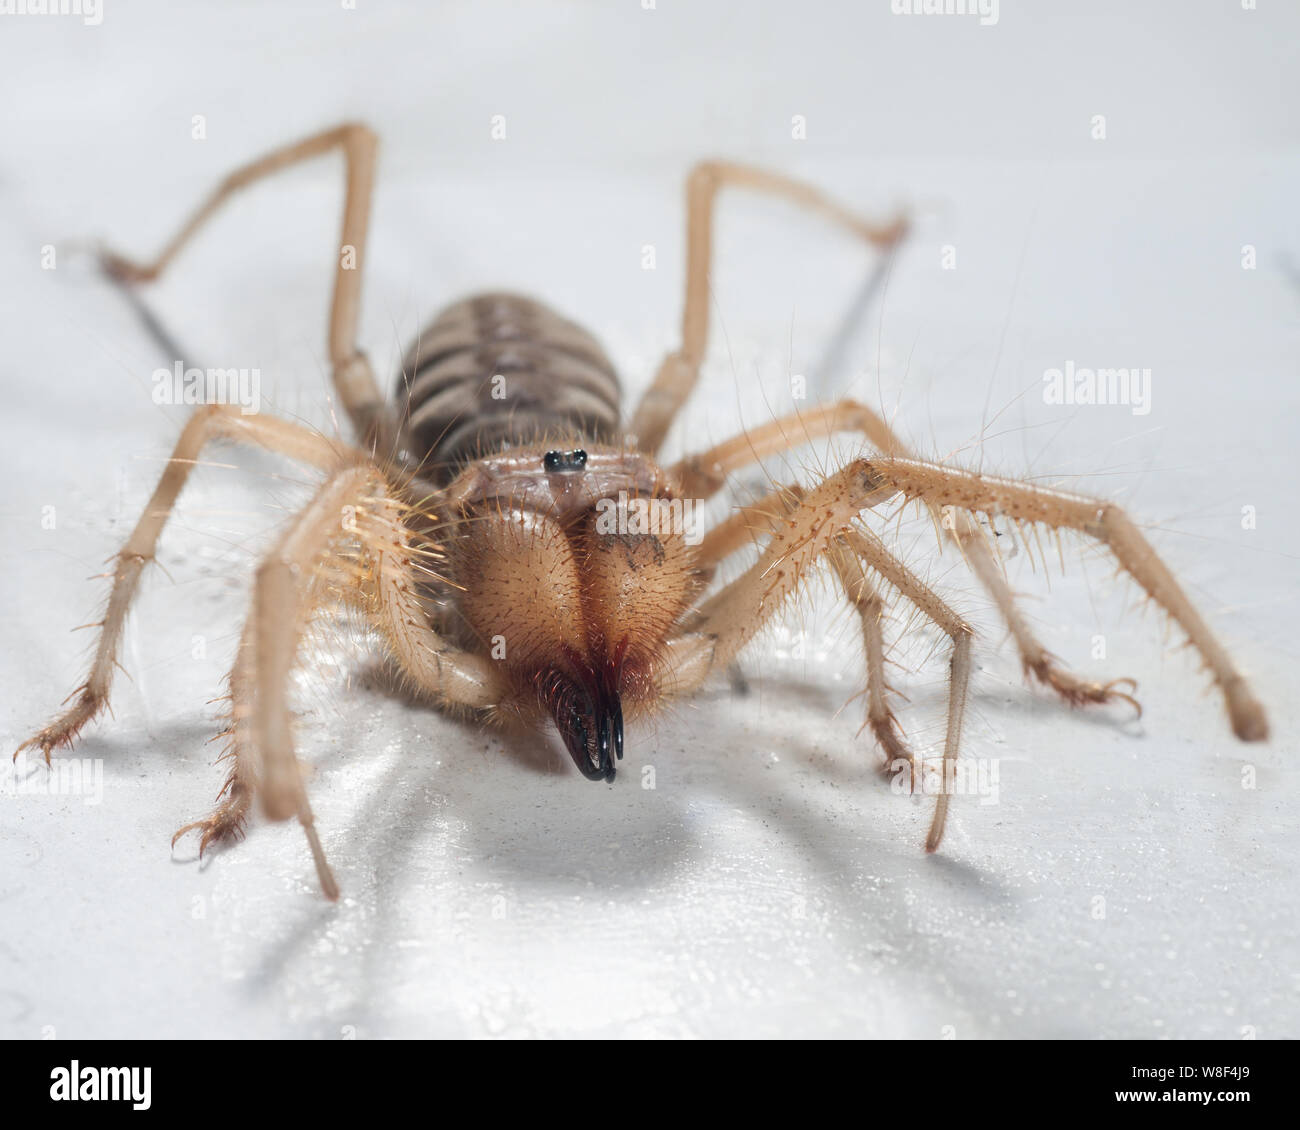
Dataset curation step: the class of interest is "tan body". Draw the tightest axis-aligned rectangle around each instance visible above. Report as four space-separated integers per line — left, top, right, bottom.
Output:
18 124 1268 899
433 440 698 779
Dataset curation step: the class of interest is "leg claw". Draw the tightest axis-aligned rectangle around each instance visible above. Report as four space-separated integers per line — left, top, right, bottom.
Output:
1029 656 1143 718
172 802 248 859
14 688 101 764
13 735 55 766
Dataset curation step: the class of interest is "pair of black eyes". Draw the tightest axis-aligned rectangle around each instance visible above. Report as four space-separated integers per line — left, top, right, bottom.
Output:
544 449 587 472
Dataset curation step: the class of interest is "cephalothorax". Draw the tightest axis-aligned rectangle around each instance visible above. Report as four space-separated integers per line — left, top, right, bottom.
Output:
18 124 1268 899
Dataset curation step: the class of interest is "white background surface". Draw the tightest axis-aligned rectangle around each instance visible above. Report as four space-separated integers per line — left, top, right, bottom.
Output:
1 1 1297 1039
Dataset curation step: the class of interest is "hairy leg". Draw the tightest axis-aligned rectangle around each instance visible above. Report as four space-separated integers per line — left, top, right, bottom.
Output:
830 553 908 766
671 399 901 497
630 161 907 454
827 527 974 848
15 405 350 762
855 458 1268 741
691 484 803 581
99 122 387 444
672 398 1146 713
675 455 1265 739
661 455 1265 847
685 479 973 848
662 462 937 839
171 618 259 856
242 464 502 899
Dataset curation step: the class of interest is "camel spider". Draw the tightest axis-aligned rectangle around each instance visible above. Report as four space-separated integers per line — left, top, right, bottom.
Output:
16 123 1269 900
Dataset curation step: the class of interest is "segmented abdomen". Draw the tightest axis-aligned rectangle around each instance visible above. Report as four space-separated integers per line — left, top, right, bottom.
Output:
397 293 622 482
